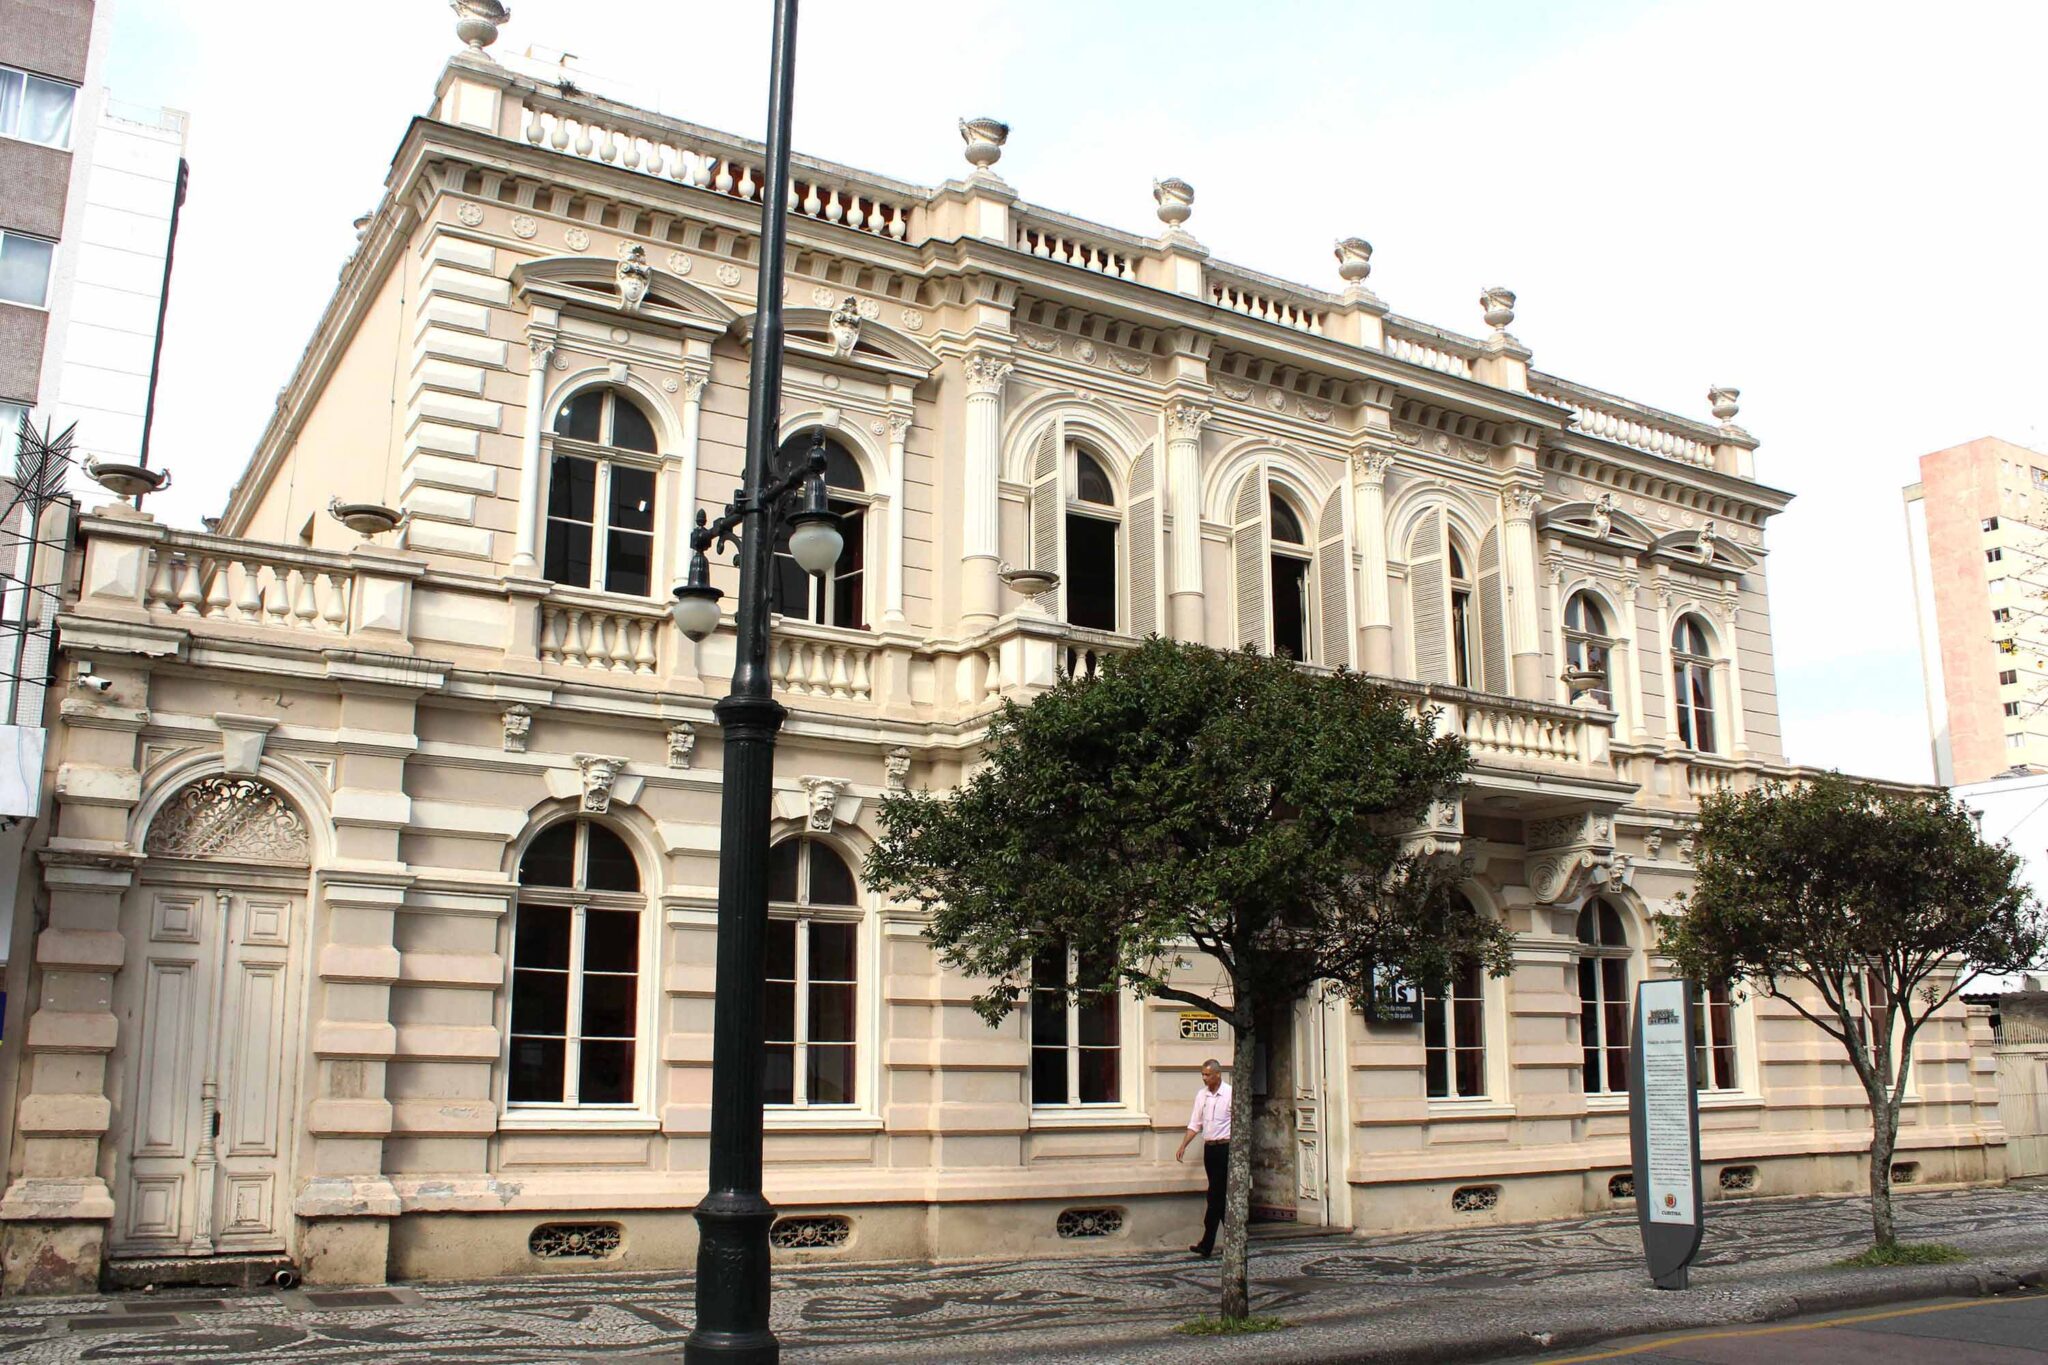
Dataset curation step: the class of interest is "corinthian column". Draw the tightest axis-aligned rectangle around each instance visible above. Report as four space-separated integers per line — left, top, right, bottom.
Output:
1352 449 1395 673
961 352 1012 627
1165 401 1209 642
1502 484 1544 697
511 334 556 574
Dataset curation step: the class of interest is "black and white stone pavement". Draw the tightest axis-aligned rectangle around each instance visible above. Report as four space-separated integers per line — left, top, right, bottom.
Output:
0 1187 2043 1363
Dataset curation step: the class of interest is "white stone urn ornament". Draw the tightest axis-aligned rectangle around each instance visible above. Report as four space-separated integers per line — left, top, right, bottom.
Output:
958 117 1009 173
1480 286 1517 332
1153 178 1195 230
1562 666 1606 701
997 562 1060 598
328 497 408 539
1334 237 1374 284
451 0 510 53
1708 385 1741 423
85 459 168 499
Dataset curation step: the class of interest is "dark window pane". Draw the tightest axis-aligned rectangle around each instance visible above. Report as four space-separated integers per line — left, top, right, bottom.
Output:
509 1037 566 1103
609 464 656 530
1032 1048 1068 1105
609 395 657 452
1423 997 1447 1052
1032 987 1067 1048
1713 1043 1737 1090
548 454 597 520
511 968 568 1034
809 922 857 981
1454 1047 1484 1098
822 440 864 492
1079 1047 1120 1104
1426 1047 1448 1099
520 824 577 887
1606 1044 1630 1094
1272 556 1309 661
1453 997 1483 1053
829 506 866 630
1602 957 1628 1003
1576 907 1595 944
1074 450 1114 506
1599 905 1625 946
1066 515 1119 632
554 391 603 442
806 843 858 906
581 974 637 1038
1269 494 1304 544
1033 948 1066 990
544 519 593 589
764 981 796 1043
764 1043 795 1105
1077 992 1118 1047
807 1043 856 1105
770 545 814 620
513 904 572 969
768 842 800 905
605 528 653 596
765 918 797 981
809 983 857 1043
584 825 639 893
1451 589 1473 686
579 1040 634 1104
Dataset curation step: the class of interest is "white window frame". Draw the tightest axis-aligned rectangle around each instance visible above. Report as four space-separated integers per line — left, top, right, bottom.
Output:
542 448 661 598
0 66 78 151
1578 901 1633 1104
1562 592 1615 710
1422 958 1490 1102
1671 616 1719 753
502 822 658 1130
764 837 876 1126
1268 490 1315 664
0 230 57 310
771 434 873 631
1061 441 1124 635
1028 941 1138 1115
0 401 25 462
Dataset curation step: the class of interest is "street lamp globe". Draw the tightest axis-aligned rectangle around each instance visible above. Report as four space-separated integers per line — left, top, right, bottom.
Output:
670 583 723 642
784 473 843 575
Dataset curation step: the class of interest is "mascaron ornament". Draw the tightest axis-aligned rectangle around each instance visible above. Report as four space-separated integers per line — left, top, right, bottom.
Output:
617 244 651 312
829 296 862 356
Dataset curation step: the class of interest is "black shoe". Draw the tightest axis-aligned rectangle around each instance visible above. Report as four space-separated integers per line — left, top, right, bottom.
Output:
1189 1244 1212 1258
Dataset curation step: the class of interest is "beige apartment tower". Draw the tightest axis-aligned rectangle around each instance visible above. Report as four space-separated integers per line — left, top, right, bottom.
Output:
0 21 2012 1295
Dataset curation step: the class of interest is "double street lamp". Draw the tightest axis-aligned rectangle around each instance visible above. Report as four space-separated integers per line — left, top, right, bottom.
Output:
667 2 823 1361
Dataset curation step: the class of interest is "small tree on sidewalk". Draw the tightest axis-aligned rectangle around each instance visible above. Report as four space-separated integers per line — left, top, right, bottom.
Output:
864 639 1513 1322
1660 773 2044 1248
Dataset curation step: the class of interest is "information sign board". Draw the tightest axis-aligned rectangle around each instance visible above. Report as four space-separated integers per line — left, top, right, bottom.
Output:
1628 978 1704 1289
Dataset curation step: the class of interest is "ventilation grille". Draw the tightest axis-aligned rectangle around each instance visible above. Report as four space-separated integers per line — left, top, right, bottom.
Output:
1608 1172 1635 1200
770 1214 852 1250
1891 1161 1920 1185
1451 1184 1500 1213
1056 1206 1125 1239
1718 1165 1758 1193
529 1222 622 1260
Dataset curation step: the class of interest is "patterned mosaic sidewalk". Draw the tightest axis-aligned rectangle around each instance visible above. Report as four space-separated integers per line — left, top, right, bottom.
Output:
0 1187 2042 1363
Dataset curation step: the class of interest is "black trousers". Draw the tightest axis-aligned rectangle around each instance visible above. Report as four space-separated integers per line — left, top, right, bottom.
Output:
1197 1141 1230 1253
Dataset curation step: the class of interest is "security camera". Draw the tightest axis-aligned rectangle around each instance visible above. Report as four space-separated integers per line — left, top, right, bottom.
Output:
74 662 112 694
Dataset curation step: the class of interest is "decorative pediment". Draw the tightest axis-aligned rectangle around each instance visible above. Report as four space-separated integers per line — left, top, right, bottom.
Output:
145 775 311 866
1538 496 1654 552
738 307 939 380
512 256 738 338
1648 522 1757 577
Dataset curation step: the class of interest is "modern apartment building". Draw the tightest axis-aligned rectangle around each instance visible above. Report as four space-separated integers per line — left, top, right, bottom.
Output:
1904 436 2048 784
0 16 2006 1294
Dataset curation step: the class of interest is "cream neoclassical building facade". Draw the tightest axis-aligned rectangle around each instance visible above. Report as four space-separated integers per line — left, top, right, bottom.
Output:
0 44 2008 1293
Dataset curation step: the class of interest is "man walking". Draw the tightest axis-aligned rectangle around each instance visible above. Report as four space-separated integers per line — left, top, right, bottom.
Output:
1174 1058 1232 1258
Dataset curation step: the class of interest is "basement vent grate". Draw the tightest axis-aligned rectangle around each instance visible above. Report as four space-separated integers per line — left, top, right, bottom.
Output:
769 1215 851 1250
1891 1161 1921 1185
1451 1184 1500 1213
1608 1173 1635 1200
1056 1207 1125 1239
528 1223 622 1260
1718 1165 1759 1193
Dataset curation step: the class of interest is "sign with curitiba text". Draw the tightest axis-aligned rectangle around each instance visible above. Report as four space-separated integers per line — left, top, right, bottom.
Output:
1628 978 1704 1289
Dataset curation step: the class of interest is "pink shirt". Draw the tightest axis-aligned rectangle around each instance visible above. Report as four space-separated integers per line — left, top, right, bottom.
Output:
1187 1081 1233 1142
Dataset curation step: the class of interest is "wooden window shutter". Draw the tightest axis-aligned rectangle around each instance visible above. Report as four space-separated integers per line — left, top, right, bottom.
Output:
1477 526 1506 694
1316 487 1352 668
1028 421 1064 615
1232 467 1268 650
1407 508 1449 683
1127 442 1160 638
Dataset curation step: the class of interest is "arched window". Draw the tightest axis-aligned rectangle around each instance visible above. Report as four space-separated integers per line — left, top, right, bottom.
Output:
765 838 862 1106
771 433 868 630
1228 467 1348 664
1032 938 1121 1106
509 821 644 1108
545 387 659 596
1672 614 1717 751
1695 983 1738 1091
1564 593 1614 709
1026 425 1164 638
1421 894 1488 1099
1407 509 1503 690
1061 445 1121 632
1577 899 1631 1095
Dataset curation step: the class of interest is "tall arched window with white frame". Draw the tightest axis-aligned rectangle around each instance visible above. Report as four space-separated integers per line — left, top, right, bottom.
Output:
771 432 868 630
1024 422 1162 638
1422 895 1491 1099
1062 444 1120 632
544 387 659 596
1577 899 1631 1095
1564 592 1615 709
1228 467 1346 664
765 837 862 1107
1407 509 1504 690
1671 614 1717 751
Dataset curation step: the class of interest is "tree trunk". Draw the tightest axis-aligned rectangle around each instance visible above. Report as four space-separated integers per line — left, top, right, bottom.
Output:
1868 1089 1899 1247
1218 1012 1258 1322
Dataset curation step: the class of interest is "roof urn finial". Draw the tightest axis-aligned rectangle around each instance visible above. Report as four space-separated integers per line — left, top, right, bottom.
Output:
1708 385 1741 424
1335 238 1374 284
452 1 510 55
1480 286 1516 334
1153 177 1195 231
959 117 1010 173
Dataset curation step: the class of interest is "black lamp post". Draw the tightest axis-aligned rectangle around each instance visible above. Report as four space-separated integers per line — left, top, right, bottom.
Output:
670 3 831 1361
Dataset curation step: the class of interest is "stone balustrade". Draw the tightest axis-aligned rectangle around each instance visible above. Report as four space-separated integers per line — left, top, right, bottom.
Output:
769 623 877 702
1206 268 1331 335
1012 212 1139 281
143 539 354 634
538 594 664 675
1382 321 1480 379
1531 374 1719 468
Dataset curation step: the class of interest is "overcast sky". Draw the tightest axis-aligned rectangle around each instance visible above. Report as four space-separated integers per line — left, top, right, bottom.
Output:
103 1 2046 784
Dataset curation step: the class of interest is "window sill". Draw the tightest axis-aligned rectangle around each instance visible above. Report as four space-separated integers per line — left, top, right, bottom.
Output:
1028 1107 1151 1130
500 1109 661 1132
1698 1090 1763 1111
1584 1092 1630 1113
1424 1098 1517 1119
764 1109 884 1132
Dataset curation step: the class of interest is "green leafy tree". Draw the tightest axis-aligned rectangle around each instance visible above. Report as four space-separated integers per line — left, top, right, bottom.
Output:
865 639 1512 1321
1661 774 2044 1247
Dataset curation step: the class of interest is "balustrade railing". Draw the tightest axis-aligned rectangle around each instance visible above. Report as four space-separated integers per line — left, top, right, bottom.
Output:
1462 698 1585 765
1531 375 1716 468
1014 219 1137 280
770 625 876 702
143 545 352 634
1383 322 1479 379
538 599 663 674
1207 271 1329 335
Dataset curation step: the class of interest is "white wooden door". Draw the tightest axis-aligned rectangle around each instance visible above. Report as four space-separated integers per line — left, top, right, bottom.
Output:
1292 992 1331 1226
114 885 302 1257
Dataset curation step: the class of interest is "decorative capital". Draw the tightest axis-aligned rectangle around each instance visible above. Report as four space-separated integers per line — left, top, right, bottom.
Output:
1504 486 1542 522
1351 448 1396 484
574 754 628 814
527 333 555 364
886 412 913 441
964 353 1013 395
1166 401 1210 438
678 366 710 403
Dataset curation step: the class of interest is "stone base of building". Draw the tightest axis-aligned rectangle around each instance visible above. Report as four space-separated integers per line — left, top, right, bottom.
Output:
299 1217 394 1286
0 1220 107 1296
